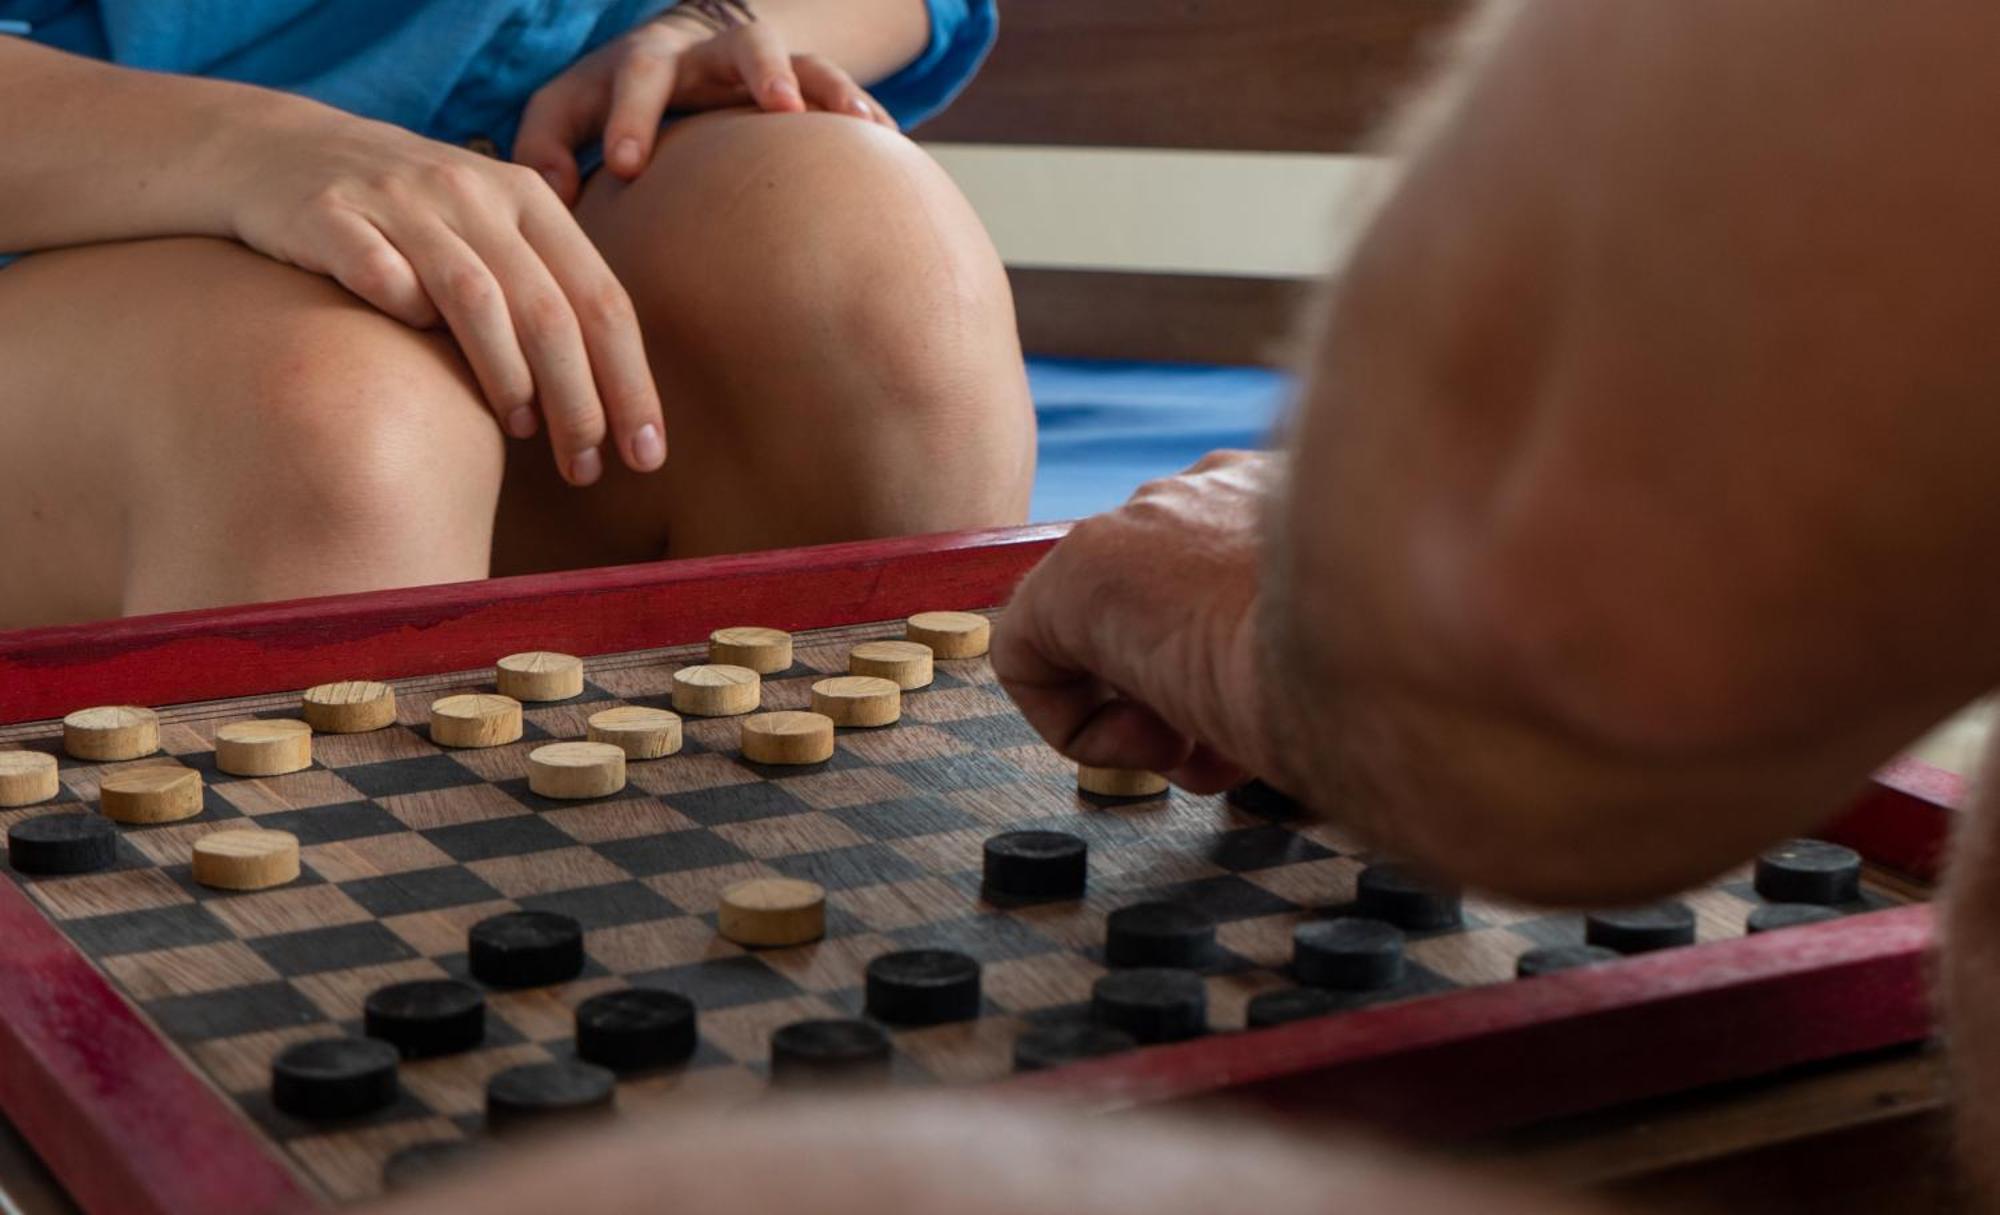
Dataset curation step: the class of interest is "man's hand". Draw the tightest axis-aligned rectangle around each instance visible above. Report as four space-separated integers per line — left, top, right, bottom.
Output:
993 451 1281 793
515 16 898 206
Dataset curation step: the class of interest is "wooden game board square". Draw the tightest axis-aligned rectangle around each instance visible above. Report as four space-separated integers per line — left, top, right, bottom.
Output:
469 846 631 898
103 939 283 1000
1214 913 1307 971
665 782 819 829
121 818 249 867
693 993 843 1063
249 921 420 977
293 958 453 1021
1240 857 1361 908
836 725 974 764
882 827 987 873
423 813 577 863
342 755 489 801
382 900 521 957
1202 824 1340 873
380 783 531 832
26 865 192 919
887 914 1066 964
304 832 459 882
769 842 926 891
541 797 697 844
204 883 374 939
711 811 868 859
216 770 369 815
51 756 180 802
634 954 803 1017
982 952 1106 1013
146 980 329 1041
343 867 507 919
399 1043 558 1117
289 1118 467 1204
521 702 603 738
188 1024 339 1095
585 916 740 974
519 879 682 929
310 725 442 768
628 753 760 796
1087 841 1231 892
157 722 214 756
996 743 1075 779
882 753 1034 797
595 828 754 879
1206 969 1298 1032
945 782 1075 827
437 741 541 784
828 798 985 844
642 861 787 914
1406 926 1531 987
928 713 1050 752
898 686 1014 724
755 933 901 993
755 677 817 713
678 717 742 754
253 801 406 846
488 975 628 1043
584 664 679 700
1460 893 1550 927
1000 901 1109 952
838 877 977 932
65 901 233 957
619 1061 766 1117
780 767 920 811
892 1015 1023 1084
1687 887 1757 943
1139 874 1302 923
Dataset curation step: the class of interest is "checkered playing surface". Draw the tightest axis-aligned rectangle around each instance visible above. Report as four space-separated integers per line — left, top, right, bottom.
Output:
0 615 1908 1203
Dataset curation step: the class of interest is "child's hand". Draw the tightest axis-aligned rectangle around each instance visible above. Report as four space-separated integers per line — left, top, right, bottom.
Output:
514 18 897 205
229 110 665 487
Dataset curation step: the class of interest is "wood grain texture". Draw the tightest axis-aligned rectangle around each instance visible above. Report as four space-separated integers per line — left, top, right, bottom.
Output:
0 526 1067 727
922 0 1471 153
1009 268 1310 365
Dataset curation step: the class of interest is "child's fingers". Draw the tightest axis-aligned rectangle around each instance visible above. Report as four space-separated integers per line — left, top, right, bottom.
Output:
391 221 539 442
730 24 804 112
317 211 440 330
514 74 600 206
791 55 887 126
603 44 680 180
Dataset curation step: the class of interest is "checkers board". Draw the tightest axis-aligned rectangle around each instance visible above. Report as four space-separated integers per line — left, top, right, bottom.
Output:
0 526 1960 1215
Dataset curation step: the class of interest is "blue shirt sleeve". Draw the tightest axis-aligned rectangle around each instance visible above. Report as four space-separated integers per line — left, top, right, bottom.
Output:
869 0 996 130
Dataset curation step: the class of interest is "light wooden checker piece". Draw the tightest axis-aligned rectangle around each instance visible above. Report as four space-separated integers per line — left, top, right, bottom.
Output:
717 878 826 947
191 829 300 891
100 765 204 824
586 706 683 759
849 640 933 690
430 694 524 749
215 720 313 777
495 652 585 702
672 665 761 717
740 712 835 765
906 611 991 659
0 752 59 808
528 742 627 800
708 627 793 675
300 681 397 733
810 676 901 727
1078 766 1170 798
62 706 159 762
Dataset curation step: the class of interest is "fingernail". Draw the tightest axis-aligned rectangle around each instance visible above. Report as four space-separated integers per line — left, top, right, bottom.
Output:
614 137 641 170
570 446 603 486
631 423 666 471
506 408 537 439
850 97 873 119
770 79 801 104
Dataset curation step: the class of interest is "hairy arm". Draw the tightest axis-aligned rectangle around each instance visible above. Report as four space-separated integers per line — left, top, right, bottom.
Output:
1269 0 2000 901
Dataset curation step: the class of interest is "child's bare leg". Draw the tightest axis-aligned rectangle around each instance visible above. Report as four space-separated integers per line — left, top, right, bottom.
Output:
0 237 504 626
492 110 1036 572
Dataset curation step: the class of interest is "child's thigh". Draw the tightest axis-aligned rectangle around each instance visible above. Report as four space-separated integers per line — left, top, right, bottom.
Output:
0 238 500 627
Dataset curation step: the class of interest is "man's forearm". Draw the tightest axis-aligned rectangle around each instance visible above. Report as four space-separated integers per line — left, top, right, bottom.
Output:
1262 0 2000 903
755 0 932 90
0 38 320 253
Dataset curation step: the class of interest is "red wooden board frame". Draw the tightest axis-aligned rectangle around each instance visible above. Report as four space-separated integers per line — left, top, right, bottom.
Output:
0 525 1962 1214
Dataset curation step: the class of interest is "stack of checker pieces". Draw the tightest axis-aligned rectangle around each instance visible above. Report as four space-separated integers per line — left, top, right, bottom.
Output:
0 613 1904 1204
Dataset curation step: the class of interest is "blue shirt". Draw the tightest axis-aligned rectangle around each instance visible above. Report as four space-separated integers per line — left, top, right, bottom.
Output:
0 0 995 149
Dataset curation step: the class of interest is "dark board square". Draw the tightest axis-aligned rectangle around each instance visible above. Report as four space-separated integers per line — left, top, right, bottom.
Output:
882 754 1030 795
887 915 1064 963
593 829 753 878
238 1087 436 1144
1203 825 1340 873
633 955 802 1010
518 881 682 930
824 797 981 841
251 801 405 845
737 748 875 781
930 714 1045 751
769 843 927 891
339 867 505 917
666 784 818 828
65 903 233 957
1139 874 1302 922
249 922 419 977
421 814 577 863
145 981 328 1041
493 777 637 812
340 755 488 800
170 751 274 786
164 862 328 903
